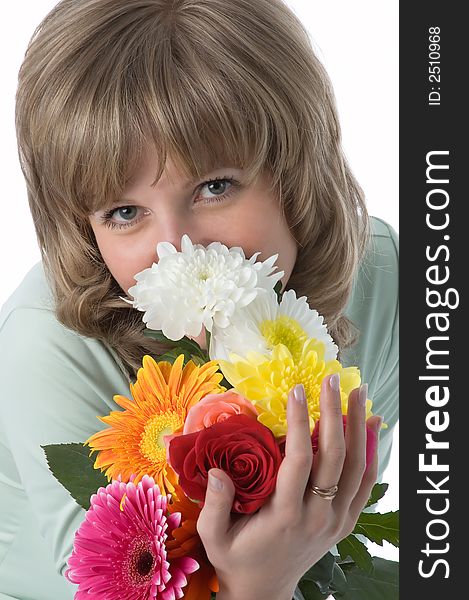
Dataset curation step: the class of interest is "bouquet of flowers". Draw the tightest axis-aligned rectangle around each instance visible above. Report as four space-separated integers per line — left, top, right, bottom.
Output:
43 236 398 599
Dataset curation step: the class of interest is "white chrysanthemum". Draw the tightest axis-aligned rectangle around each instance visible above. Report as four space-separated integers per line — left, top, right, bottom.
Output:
124 235 284 340
209 288 338 362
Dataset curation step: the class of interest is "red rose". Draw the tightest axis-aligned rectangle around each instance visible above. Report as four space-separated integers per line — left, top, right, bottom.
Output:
311 416 377 470
168 414 282 514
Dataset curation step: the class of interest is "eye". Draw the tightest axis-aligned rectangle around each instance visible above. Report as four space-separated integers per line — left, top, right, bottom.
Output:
113 206 138 221
196 176 241 205
99 206 147 230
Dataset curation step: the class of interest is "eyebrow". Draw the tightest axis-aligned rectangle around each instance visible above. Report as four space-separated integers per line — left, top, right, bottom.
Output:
100 167 241 211
158 167 240 190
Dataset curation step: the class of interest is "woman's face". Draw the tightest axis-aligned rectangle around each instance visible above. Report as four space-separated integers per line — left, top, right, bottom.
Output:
89 150 298 298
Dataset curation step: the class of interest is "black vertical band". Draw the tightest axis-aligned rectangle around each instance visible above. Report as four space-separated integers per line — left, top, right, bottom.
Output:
400 2 465 596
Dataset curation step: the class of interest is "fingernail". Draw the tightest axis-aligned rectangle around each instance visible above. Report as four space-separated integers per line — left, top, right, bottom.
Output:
358 383 368 406
374 417 383 432
293 383 306 405
329 373 340 392
208 472 223 492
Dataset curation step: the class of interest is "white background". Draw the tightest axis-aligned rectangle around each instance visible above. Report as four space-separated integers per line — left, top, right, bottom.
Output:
0 0 398 562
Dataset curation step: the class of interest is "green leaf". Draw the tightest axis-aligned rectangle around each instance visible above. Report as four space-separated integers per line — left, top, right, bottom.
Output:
297 579 331 600
335 557 399 600
143 329 175 344
330 562 348 595
298 554 348 599
42 443 108 510
155 349 189 364
190 354 208 366
144 329 207 358
219 374 232 389
176 336 207 359
161 346 201 363
155 351 176 363
299 552 337 596
337 535 374 573
353 511 400 547
274 280 283 303
366 482 389 508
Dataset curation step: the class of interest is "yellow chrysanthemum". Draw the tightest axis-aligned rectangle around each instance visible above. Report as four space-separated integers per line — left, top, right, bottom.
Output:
85 354 225 494
219 339 372 438
259 314 309 363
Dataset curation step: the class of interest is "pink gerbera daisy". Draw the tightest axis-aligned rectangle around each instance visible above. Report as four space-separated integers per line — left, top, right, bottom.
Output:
65 475 199 599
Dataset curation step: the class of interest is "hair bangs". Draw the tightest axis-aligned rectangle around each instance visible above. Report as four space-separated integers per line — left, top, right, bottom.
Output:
64 27 280 216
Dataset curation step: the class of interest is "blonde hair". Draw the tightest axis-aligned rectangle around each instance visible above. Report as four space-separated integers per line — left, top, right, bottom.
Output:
16 0 370 380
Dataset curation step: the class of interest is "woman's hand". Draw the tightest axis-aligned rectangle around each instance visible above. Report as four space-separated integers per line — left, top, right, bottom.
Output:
196 374 383 600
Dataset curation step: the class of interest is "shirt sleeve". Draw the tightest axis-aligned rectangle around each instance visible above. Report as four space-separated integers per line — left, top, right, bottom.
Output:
342 217 399 478
0 306 130 585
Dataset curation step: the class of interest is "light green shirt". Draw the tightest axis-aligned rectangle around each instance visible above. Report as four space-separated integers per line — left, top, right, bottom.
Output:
0 216 398 599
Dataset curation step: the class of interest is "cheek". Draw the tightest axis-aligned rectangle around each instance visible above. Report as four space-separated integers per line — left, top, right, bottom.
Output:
93 230 157 294
221 205 297 283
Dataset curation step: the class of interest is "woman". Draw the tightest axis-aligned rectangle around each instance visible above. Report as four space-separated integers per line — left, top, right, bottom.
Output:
0 0 398 597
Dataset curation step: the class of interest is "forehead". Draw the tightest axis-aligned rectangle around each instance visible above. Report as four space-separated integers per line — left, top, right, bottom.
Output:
125 153 217 188
125 154 242 191
94 151 261 212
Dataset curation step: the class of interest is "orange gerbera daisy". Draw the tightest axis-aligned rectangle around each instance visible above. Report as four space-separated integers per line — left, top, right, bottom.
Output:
167 486 219 600
85 354 224 495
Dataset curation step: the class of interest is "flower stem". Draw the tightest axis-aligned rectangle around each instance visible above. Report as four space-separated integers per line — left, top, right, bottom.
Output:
205 328 211 358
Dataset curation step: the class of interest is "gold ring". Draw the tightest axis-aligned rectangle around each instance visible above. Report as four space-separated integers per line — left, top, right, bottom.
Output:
310 484 339 500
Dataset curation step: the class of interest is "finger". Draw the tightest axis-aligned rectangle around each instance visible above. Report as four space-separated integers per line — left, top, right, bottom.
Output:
273 384 313 512
333 384 367 513
348 416 382 521
309 374 346 492
196 468 236 551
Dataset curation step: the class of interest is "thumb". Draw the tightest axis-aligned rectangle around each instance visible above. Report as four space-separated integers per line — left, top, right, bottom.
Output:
197 468 236 547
